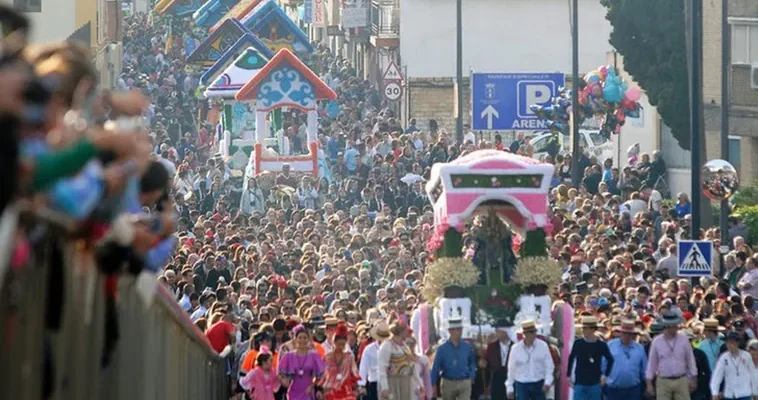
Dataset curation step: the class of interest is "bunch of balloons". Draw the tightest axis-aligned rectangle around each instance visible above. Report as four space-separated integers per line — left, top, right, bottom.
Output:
529 65 643 138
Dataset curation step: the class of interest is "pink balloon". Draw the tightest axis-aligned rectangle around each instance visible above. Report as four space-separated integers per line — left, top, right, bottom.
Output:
625 86 642 102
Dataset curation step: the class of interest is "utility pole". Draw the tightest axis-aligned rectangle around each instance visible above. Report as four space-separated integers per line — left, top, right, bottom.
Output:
570 0 581 185
455 0 464 144
687 0 703 239
720 0 730 257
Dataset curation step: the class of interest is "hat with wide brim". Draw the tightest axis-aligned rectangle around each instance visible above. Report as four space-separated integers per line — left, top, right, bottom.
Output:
370 321 391 341
614 320 641 334
659 311 684 327
448 318 463 330
518 320 539 333
324 315 339 327
703 318 725 332
581 316 600 329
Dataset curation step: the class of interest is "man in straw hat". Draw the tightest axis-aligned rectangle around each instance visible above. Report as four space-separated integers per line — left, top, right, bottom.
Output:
506 320 554 400
567 316 614 400
645 310 697 399
605 320 647 400
358 321 389 400
695 318 724 371
710 331 758 400
430 316 476 400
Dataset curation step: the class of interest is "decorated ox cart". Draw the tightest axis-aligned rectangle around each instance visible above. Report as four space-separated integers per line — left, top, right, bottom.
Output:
412 150 574 399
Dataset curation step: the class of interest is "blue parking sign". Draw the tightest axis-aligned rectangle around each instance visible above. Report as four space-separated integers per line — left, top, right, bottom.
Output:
471 73 565 131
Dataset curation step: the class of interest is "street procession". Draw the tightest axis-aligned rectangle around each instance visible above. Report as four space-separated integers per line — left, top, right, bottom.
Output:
2 0 758 399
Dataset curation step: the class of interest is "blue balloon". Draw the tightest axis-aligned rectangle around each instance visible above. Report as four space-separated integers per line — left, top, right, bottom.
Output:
603 83 622 103
587 75 601 83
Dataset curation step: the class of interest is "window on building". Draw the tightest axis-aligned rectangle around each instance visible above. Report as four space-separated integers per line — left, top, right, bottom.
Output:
14 0 41 13
659 120 691 169
728 136 741 172
732 22 758 64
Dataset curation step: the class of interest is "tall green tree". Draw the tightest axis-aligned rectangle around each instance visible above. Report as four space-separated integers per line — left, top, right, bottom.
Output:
600 0 691 149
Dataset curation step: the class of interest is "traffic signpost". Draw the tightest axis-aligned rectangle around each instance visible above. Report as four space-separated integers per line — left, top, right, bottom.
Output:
383 62 404 103
677 240 714 277
384 82 402 102
471 73 565 131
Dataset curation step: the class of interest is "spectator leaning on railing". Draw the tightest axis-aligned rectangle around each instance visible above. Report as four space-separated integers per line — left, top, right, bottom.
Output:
0 7 187 389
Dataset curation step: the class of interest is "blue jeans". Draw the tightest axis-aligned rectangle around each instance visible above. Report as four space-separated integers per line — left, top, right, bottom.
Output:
724 397 751 400
514 381 545 400
604 384 642 400
573 384 601 400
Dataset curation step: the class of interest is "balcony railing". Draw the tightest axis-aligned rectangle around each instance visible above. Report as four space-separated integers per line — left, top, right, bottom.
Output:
370 0 399 37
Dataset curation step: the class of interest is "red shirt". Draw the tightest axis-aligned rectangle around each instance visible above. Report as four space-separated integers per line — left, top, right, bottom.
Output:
206 321 235 353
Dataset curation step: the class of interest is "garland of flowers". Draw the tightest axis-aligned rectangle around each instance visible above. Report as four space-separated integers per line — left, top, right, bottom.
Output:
429 214 557 329
422 257 480 305
515 257 562 290
427 221 464 257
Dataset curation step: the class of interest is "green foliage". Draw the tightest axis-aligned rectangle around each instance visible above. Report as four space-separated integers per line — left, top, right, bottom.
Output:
467 269 522 328
520 229 548 258
732 181 758 209
600 0 691 149
733 205 758 244
436 229 463 258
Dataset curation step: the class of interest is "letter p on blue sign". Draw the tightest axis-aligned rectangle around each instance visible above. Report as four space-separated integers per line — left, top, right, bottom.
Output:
517 81 555 118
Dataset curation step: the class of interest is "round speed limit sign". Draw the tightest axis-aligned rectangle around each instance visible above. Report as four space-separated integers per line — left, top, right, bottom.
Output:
383 82 402 101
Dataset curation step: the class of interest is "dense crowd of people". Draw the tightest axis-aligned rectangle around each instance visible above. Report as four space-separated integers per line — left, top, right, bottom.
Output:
5 2 758 400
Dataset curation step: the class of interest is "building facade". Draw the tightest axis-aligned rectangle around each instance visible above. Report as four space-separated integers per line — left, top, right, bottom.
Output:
397 0 660 168
702 0 758 183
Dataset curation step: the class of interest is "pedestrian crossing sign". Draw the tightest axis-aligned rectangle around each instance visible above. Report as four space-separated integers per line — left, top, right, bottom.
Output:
677 240 713 276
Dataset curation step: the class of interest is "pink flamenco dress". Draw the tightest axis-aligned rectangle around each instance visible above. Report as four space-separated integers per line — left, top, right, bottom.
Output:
277 350 325 400
240 367 281 400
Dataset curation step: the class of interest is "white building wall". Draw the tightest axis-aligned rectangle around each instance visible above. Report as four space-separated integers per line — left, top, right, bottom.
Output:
399 0 613 78
400 0 659 165
2 0 78 44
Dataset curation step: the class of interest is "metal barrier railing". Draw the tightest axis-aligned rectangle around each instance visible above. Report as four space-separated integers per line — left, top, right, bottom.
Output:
0 210 228 400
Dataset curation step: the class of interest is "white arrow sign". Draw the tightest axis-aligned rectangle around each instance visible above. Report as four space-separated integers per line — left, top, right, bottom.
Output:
481 105 499 129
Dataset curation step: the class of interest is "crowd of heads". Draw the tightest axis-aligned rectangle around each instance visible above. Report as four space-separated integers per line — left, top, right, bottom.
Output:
4 5 758 399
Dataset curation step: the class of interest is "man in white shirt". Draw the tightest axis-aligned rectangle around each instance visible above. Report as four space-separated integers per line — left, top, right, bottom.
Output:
359 322 389 400
623 192 648 217
506 320 554 400
642 185 663 214
710 331 758 399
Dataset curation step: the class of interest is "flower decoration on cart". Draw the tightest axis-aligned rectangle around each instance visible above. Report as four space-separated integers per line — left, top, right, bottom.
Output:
529 64 643 139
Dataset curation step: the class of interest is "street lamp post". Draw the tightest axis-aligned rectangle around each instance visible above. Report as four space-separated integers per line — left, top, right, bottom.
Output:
720 0 730 261
688 0 703 239
455 0 464 144
570 0 581 186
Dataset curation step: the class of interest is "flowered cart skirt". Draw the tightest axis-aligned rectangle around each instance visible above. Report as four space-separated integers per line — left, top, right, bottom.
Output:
386 376 413 400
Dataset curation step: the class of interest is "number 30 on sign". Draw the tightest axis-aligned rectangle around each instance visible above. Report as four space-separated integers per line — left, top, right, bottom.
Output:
383 82 402 101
